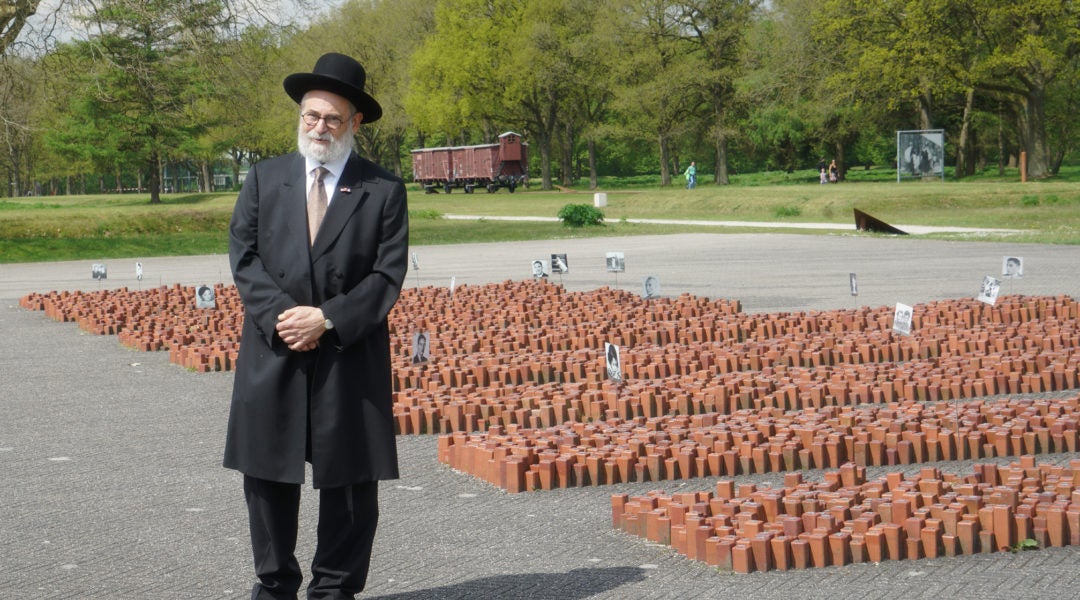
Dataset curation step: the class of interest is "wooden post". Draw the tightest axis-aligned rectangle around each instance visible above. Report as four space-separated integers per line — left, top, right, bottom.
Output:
1020 151 1027 182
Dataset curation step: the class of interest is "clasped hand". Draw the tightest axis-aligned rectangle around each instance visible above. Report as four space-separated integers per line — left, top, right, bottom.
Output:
276 306 326 352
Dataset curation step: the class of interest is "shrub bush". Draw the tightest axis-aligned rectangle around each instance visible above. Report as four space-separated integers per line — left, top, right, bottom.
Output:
557 203 605 227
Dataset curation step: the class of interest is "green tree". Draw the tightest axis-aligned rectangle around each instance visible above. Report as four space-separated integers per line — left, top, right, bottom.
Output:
406 0 505 146
64 0 232 202
819 0 1080 180
564 4 615 189
1044 67 1080 175
610 0 703 186
737 0 824 173
407 0 590 190
201 24 295 190
961 0 1080 179
0 55 35 196
508 0 602 189
675 0 757 184
304 0 435 176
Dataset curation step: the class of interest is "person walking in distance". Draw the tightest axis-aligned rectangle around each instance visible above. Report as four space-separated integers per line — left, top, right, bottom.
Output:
224 52 409 599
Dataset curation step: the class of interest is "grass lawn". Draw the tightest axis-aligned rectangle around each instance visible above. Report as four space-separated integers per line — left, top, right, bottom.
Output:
2 165 1079 263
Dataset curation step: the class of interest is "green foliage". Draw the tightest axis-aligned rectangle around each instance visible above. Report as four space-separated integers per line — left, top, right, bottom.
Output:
1022 195 1039 206
557 203 605 227
1010 538 1038 553
9 0 1080 204
774 205 802 218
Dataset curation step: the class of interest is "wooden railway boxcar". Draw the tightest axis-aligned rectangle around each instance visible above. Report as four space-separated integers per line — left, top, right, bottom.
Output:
411 132 528 193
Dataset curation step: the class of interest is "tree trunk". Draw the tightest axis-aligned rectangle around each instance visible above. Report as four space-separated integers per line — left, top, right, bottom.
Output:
918 87 933 130
147 153 161 204
587 137 598 190
956 88 974 179
1050 148 1064 175
659 134 671 186
967 128 979 176
834 141 845 182
560 122 574 187
387 133 404 179
201 160 212 193
1020 88 1050 179
714 133 729 185
997 103 1006 176
538 131 553 191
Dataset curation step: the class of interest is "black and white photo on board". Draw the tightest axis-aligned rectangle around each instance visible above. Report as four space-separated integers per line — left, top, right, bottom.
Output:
892 302 913 336
530 259 548 279
1002 256 1023 278
977 275 1001 305
550 253 568 274
196 285 217 309
642 275 660 299
605 342 622 381
605 252 625 273
411 331 431 364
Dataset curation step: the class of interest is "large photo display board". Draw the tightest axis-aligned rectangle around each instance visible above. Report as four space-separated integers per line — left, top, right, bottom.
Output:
896 129 945 182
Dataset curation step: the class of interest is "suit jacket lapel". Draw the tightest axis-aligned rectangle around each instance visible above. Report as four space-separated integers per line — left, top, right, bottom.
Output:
283 154 315 268
311 152 369 257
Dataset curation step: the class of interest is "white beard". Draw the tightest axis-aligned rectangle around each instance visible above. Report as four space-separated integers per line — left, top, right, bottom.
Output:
297 126 353 164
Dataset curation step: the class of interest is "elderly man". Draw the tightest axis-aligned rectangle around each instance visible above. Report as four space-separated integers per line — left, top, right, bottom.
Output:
224 53 409 600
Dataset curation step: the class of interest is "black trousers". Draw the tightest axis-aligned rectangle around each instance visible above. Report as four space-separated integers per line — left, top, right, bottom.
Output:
243 475 379 600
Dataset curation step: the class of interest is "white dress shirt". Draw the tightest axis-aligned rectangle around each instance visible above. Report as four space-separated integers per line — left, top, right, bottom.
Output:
305 153 350 207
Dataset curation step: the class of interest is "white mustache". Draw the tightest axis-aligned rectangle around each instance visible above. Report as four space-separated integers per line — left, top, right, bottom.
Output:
307 131 334 142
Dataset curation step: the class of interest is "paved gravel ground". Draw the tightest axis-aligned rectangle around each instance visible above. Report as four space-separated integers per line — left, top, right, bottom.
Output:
2 232 1079 599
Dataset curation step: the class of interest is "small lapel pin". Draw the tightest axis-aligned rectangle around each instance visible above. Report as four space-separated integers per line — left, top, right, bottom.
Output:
339 187 352 194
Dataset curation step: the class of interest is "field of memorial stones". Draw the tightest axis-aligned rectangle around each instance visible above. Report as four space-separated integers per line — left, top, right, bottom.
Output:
19 279 1080 573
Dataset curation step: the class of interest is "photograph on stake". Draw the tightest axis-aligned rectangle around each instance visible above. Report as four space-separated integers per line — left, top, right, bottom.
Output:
977 275 1001 305
605 342 622 382
892 302 913 336
195 285 216 309
642 275 660 299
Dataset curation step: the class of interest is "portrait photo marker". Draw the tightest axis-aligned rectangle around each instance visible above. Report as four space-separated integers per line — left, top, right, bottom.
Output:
977 275 1001 306
892 302 913 336
605 342 622 382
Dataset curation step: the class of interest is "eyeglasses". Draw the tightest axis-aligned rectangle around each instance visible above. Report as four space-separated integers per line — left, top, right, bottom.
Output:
300 111 351 130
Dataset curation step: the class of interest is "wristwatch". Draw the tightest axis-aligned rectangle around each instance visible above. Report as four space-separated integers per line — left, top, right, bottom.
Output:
324 317 334 330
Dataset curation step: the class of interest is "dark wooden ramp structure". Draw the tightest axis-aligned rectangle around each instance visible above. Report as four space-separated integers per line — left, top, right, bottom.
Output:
854 208 907 235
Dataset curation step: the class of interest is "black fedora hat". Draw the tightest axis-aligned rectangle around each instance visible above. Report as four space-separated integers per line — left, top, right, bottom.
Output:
283 53 382 123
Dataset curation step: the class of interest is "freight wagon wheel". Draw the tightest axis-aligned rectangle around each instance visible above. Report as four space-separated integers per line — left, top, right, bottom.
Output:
464 185 474 194
444 183 452 194
508 182 516 193
486 184 497 193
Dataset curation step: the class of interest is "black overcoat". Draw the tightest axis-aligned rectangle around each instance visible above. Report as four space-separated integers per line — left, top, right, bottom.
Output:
223 151 408 488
